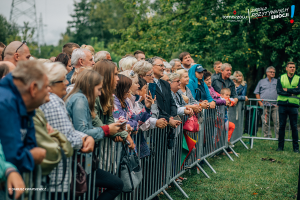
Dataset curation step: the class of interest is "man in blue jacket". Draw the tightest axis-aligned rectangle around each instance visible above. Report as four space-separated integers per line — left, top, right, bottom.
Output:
0 60 48 173
187 64 216 109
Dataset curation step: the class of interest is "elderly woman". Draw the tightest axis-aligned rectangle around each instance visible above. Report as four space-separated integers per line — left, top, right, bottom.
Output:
233 71 248 101
132 60 154 83
120 56 137 71
176 69 204 111
39 62 94 197
168 73 194 116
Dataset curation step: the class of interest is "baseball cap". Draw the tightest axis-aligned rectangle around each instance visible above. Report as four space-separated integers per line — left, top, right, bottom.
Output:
195 65 207 73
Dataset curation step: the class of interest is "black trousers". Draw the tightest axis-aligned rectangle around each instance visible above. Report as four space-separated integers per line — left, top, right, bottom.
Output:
278 106 299 150
95 169 124 200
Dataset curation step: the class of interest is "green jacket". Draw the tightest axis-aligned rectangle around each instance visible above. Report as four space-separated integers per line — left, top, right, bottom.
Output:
0 141 17 182
92 97 128 140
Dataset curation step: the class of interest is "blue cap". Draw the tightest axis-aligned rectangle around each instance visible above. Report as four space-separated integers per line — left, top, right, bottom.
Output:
195 65 207 73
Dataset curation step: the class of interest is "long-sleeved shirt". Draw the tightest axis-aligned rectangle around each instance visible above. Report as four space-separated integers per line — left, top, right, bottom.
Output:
178 86 199 105
0 74 36 173
276 75 300 107
171 91 186 116
40 92 88 192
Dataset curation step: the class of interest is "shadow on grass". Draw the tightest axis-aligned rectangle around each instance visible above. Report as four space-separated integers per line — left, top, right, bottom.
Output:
159 140 299 200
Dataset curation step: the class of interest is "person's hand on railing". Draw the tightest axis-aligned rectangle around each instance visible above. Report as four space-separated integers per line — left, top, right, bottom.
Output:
233 98 238 106
187 104 202 114
126 124 133 133
184 107 194 116
209 101 216 109
245 96 249 101
113 136 123 142
225 99 231 106
200 100 209 109
7 171 25 199
258 101 263 107
169 117 181 128
126 135 135 150
30 147 46 164
156 118 168 129
108 123 122 135
116 119 127 132
81 136 95 153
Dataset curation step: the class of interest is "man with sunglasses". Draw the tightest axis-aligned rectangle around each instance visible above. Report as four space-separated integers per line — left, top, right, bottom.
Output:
3 41 31 66
254 66 279 138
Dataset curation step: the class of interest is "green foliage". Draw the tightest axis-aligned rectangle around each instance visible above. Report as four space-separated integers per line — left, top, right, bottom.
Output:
0 14 19 44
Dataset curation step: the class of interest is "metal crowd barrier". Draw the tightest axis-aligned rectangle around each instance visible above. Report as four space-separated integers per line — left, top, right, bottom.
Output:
4 105 244 200
242 98 300 148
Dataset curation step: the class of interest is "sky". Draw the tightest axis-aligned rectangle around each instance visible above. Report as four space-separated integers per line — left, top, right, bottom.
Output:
0 0 75 45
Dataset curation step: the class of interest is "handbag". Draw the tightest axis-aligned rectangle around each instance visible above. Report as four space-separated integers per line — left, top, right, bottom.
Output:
71 163 87 196
183 115 199 132
33 108 73 176
119 144 143 193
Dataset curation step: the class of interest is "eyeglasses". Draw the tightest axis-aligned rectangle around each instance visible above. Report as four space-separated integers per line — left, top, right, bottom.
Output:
154 64 164 68
16 41 26 53
172 80 181 83
267 71 275 73
145 73 153 77
53 76 67 84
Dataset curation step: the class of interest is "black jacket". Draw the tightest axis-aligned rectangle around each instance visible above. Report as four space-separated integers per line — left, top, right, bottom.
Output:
211 73 238 99
155 79 177 122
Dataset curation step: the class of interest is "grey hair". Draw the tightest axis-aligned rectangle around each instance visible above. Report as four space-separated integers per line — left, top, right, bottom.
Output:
71 48 91 67
94 51 110 63
266 66 276 73
147 56 163 65
121 56 138 71
119 70 139 84
44 62 68 85
12 60 47 91
221 63 232 71
132 60 153 76
163 61 172 69
169 59 181 67
168 73 181 82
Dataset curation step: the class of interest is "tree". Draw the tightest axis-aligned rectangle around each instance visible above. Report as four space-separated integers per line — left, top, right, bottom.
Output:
0 14 19 45
110 0 300 96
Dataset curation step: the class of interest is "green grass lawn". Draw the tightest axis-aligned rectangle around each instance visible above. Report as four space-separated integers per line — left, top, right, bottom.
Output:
159 139 300 200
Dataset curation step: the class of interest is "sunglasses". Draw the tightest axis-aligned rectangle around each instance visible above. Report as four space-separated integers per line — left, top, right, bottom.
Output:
16 41 27 53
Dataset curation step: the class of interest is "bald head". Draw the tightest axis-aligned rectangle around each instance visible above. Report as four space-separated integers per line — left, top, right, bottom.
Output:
3 41 31 66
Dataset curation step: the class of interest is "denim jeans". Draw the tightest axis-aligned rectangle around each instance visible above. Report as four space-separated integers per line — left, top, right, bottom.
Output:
278 106 299 150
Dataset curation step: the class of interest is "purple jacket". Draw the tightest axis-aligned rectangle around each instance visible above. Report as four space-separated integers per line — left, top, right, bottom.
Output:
208 86 226 106
113 96 150 131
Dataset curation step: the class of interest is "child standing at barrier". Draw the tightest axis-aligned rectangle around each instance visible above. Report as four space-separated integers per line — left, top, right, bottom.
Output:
220 88 236 147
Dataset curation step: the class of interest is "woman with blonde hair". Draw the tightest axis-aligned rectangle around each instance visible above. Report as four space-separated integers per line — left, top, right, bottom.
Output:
233 71 248 101
81 44 95 56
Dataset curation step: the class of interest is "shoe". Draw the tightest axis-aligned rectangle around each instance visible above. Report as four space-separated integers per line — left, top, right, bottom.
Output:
276 148 283 151
294 149 299 153
228 142 234 147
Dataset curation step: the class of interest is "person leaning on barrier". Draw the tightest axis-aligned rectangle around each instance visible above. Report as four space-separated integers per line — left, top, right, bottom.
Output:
148 56 181 128
276 62 300 152
3 41 31 66
39 62 95 194
0 60 48 173
64 69 125 199
254 66 279 138
168 73 197 115
187 64 216 109
211 63 238 106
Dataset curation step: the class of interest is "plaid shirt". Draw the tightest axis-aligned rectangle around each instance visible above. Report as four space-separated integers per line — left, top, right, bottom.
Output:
40 93 87 192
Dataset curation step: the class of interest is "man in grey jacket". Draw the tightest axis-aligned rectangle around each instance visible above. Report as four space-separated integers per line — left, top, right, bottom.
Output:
211 63 238 105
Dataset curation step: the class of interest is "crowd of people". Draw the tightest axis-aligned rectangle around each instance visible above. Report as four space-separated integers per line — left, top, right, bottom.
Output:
0 40 298 199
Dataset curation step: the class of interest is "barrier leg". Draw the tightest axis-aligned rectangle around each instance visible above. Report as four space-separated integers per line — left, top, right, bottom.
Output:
222 148 234 161
203 158 216 174
239 139 249 149
172 180 189 198
228 146 239 157
196 163 210 178
162 189 174 200
251 138 254 149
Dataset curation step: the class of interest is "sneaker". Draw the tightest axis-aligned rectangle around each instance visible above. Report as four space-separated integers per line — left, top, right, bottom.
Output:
228 142 234 147
294 149 299 153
